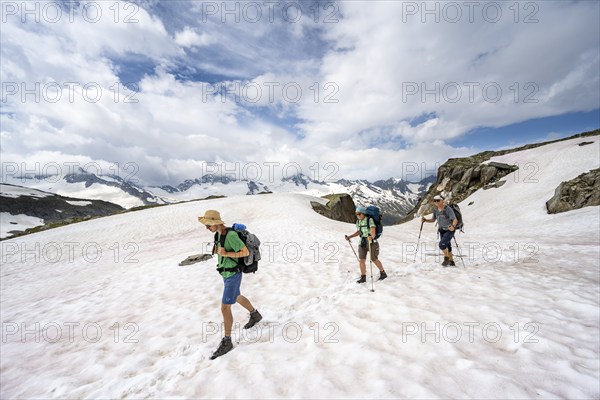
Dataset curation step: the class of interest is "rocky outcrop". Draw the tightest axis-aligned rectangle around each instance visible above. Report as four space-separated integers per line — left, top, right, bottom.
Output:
311 193 356 223
546 168 600 214
410 159 518 218
65 172 162 205
399 129 599 222
1 184 125 238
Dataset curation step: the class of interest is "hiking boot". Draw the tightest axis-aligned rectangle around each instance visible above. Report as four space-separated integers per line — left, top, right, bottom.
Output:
209 337 233 360
378 271 387 281
447 260 456 267
356 275 367 283
244 310 263 329
441 256 450 266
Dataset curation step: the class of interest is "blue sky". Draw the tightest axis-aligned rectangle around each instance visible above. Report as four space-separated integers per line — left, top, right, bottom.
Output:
451 110 600 150
1 1 599 184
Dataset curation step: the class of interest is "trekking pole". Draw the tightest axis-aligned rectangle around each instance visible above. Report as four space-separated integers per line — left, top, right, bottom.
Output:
413 220 424 263
346 238 360 262
367 238 375 292
453 236 466 268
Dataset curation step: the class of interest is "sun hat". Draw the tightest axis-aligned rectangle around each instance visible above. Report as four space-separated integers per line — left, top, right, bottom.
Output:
198 210 225 225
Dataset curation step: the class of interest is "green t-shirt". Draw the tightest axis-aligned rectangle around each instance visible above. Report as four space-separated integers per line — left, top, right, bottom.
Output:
356 217 375 238
217 230 246 278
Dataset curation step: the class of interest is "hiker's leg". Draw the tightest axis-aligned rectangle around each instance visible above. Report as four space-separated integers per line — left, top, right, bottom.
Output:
370 242 384 271
358 243 367 275
359 259 366 275
439 231 453 252
446 231 455 260
221 273 242 336
221 303 233 337
236 295 254 312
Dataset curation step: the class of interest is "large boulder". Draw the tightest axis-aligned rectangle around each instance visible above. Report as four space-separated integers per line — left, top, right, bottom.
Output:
311 193 356 223
546 168 600 214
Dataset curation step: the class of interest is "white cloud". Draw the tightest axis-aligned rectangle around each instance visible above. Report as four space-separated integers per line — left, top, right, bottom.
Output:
294 1 600 146
174 27 215 48
1 1 598 185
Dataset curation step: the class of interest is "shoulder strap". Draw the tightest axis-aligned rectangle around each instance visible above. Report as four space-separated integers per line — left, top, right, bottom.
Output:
215 228 233 248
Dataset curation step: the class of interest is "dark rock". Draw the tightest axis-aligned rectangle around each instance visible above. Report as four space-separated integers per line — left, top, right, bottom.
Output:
179 253 213 266
311 193 356 223
460 167 475 186
579 141 594 146
480 165 498 185
488 162 519 171
546 168 600 214
451 166 465 181
1 184 125 238
483 180 507 190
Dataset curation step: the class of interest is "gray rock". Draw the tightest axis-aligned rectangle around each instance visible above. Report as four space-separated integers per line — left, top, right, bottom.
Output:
460 167 475 186
179 254 213 266
311 193 356 223
483 180 507 190
480 166 498 185
546 168 600 214
488 162 519 171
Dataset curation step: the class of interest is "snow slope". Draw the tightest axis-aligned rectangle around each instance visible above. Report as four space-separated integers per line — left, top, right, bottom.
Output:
0 185 53 237
0 213 45 239
1 137 598 399
5 177 146 209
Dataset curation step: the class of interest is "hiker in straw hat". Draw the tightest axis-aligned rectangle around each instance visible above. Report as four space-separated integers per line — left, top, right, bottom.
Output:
198 209 262 360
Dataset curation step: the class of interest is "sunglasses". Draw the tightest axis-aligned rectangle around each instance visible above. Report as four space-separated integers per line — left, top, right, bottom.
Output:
205 224 213 229
434 199 442 202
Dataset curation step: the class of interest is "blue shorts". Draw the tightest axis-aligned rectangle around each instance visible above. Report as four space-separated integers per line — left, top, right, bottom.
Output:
222 272 242 305
438 229 455 252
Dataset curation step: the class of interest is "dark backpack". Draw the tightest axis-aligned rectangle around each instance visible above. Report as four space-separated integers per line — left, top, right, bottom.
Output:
444 204 464 232
214 224 261 273
364 205 383 239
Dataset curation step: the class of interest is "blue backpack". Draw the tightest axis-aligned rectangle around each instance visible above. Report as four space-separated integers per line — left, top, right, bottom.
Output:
364 205 383 239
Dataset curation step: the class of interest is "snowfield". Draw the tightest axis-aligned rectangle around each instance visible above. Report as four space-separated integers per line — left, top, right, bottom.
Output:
1 137 599 398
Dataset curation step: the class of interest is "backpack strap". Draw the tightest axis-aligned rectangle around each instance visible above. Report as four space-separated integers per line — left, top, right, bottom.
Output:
216 265 243 273
215 228 245 268
214 228 232 248
364 218 377 242
212 228 230 255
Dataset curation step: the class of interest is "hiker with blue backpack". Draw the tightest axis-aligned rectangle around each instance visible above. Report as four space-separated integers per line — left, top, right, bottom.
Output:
345 206 387 283
421 195 459 267
198 209 262 360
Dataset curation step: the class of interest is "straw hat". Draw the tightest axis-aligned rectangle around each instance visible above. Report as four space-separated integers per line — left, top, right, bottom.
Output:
198 210 225 226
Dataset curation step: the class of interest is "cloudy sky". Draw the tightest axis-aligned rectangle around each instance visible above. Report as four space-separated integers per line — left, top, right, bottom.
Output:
1 0 599 185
